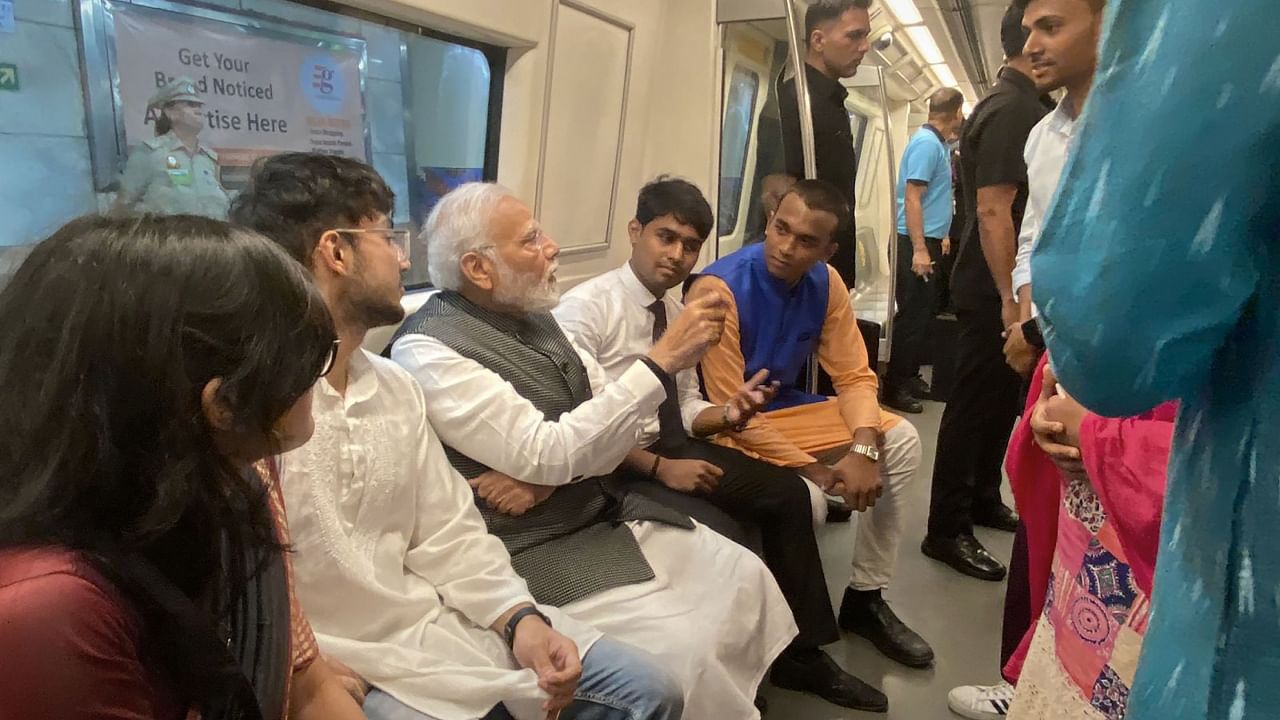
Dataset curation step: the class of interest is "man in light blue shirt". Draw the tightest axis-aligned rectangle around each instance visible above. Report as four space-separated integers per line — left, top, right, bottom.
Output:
882 88 965 413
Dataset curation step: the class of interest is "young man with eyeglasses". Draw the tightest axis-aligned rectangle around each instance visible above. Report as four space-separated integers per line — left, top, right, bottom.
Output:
231 153 685 720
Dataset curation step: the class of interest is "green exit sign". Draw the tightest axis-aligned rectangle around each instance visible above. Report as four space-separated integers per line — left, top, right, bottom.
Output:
0 63 17 91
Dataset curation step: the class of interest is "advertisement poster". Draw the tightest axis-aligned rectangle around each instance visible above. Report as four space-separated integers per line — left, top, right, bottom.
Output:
112 3 367 170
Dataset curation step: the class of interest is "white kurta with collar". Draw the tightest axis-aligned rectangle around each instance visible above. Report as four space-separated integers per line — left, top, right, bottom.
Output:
391 326 798 720
279 349 602 720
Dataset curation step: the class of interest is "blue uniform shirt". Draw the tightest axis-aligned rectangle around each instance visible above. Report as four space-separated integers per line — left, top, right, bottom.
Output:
895 125 953 239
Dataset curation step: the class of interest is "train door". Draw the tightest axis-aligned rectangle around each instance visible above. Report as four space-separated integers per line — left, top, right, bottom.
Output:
715 0 903 364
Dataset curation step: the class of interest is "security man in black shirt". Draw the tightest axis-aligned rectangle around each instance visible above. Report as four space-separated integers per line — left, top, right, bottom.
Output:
922 3 1054 581
779 0 871 290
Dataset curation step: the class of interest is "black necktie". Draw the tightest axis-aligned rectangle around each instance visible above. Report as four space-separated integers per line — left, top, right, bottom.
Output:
647 300 686 448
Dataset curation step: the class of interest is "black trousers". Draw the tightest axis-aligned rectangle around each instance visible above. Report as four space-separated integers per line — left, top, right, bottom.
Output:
620 438 840 650
1001 522 1031 680
926 302 1021 538
885 234 943 391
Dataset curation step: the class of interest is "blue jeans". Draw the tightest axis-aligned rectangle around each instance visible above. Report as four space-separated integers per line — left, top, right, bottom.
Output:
362 637 683 720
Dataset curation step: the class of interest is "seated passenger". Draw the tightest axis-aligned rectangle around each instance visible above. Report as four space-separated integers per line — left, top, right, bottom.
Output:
231 153 685 720
389 183 797 720
0 215 362 719
553 175 886 711
687 179 933 681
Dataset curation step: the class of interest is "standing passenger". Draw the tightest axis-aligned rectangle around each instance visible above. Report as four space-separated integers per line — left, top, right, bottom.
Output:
0 215 362 719
779 0 871 289
923 2 1051 581
948 0 1103 715
115 77 230 219
1030 2 1280 717
882 87 966 414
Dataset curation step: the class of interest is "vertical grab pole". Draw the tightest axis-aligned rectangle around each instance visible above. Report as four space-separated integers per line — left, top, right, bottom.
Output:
784 0 824 394
878 65 900 361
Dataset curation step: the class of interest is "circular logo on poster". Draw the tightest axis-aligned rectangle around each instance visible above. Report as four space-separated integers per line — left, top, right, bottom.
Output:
300 54 346 115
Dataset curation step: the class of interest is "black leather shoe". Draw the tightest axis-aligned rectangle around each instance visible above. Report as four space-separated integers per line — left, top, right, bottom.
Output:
771 649 888 712
827 500 854 523
974 503 1020 533
921 534 1007 581
908 375 931 399
881 386 924 414
838 589 935 668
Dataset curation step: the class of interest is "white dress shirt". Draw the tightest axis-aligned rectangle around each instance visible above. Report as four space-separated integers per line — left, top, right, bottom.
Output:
279 349 601 720
553 262 715 446
390 317 668 487
1013 101 1079 315
390 313 798 719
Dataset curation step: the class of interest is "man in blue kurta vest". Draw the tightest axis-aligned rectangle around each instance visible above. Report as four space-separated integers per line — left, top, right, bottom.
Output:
688 180 932 707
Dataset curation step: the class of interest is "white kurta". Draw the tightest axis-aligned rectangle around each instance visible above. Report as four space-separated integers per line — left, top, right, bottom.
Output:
392 330 799 719
279 349 602 720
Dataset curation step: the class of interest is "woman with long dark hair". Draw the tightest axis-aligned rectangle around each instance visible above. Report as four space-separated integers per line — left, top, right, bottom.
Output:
0 215 360 719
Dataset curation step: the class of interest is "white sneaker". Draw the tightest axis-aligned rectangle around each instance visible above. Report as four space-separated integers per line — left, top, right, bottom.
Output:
947 681 1014 719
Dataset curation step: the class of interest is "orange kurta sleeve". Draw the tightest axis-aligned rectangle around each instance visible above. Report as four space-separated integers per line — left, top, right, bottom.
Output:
690 276 818 467
818 265 883 435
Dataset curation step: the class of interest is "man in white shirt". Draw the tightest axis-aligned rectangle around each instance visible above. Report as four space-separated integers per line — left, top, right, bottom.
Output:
1003 0 1102 378
230 153 686 720
389 182 798 720
554 176 890 712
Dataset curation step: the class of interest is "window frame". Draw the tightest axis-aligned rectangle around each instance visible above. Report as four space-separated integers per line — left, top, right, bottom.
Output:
75 0 505 292
307 0 505 291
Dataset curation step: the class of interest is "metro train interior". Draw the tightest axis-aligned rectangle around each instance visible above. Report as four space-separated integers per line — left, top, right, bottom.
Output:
0 0 1224 718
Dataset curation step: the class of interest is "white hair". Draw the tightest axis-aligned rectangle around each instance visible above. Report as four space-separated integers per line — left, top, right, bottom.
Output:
422 182 515 291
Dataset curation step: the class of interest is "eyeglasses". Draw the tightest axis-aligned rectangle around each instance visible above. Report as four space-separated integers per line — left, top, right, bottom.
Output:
333 228 411 262
317 339 340 379
475 226 550 254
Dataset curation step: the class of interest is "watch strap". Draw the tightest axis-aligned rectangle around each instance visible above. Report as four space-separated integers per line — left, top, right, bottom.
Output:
851 443 880 462
504 606 551 649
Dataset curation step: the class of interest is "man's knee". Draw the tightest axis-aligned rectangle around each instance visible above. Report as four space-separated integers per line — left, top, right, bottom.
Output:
577 638 685 720
882 421 923 481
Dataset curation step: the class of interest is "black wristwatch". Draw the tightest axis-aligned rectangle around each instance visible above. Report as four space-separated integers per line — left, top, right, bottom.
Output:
504 606 552 649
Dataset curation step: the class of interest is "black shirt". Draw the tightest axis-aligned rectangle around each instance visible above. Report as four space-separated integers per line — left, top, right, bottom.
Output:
949 68 1052 311
779 63 859 289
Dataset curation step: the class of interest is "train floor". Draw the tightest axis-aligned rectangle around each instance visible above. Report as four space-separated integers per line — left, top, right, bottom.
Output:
760 395 1016 720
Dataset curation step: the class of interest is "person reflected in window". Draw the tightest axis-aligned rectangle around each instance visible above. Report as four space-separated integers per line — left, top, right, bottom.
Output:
0 215 363 719
746 174 797 246
881 88 966 414
115 77 230 219
778 0 872 290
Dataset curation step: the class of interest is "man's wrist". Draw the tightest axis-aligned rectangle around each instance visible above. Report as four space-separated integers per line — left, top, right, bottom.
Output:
638 355 674 382
721 404 748 432
504 606 551 649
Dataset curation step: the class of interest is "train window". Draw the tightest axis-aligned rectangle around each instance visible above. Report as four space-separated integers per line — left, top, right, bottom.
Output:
718 65 760 238
0 0 501 292
402 35 496 289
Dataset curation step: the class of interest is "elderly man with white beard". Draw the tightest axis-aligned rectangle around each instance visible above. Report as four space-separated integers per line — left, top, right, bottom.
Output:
390 183 798 719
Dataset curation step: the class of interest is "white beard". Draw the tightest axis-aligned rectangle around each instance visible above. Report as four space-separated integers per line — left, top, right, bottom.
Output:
492 256 561 313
